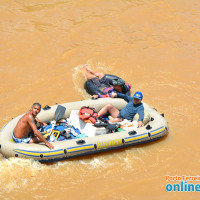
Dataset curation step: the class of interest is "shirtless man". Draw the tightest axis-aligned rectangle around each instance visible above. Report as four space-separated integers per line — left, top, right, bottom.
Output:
13 103 54 149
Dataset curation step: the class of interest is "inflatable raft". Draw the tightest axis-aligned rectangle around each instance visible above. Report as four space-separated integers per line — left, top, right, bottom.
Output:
84 74 131 96
0 98 168 163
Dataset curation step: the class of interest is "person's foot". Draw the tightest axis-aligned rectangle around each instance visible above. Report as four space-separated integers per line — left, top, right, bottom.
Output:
109 118 123 123
82 64 89 70
108 116 114 120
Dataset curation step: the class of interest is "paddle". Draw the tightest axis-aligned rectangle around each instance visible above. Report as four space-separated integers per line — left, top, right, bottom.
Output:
93 122 119 131
49 105 66 139
55 105 66 122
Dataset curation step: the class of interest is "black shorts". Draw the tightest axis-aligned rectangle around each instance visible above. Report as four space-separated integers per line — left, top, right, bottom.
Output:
90 76 110 88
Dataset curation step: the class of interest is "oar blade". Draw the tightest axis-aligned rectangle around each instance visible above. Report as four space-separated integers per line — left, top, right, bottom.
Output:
55 105 66 121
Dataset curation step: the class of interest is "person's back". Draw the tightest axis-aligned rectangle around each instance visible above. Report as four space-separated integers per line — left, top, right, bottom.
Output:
14 113 33 139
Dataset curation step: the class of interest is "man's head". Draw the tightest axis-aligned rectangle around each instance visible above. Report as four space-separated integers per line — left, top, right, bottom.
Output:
31 103 41 116
133 91 143 104
112 79 125 92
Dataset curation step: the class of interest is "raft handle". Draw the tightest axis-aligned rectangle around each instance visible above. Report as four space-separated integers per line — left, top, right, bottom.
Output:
15 154 18 157
94 144 97 149
122 139 125 144
148 132 151 138
128 131 137 135
40 154 43 158
151 117 154 121
64 149 67 154
43 105 51 110
76 140 86 145
161 113 164 117
0 144 1 149
146 125 152 130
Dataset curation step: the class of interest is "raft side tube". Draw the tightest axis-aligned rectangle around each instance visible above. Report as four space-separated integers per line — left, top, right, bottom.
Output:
0 98 168 162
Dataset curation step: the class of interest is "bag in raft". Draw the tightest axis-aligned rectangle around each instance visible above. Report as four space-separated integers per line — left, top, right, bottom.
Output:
79 106 98 123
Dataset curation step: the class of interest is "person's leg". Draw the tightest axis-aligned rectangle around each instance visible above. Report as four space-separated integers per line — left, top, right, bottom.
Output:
98 103 120 118
30 136 41 143
82 66 96 79
110 118 123 123
82 65 104 80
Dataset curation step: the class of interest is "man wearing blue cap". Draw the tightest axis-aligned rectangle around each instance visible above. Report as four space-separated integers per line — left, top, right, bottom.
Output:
98 91 144 127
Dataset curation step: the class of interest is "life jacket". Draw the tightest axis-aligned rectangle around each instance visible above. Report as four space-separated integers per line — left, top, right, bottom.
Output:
79 106 98 123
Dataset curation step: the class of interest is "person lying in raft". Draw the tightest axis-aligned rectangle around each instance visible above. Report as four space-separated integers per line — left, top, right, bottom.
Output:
97 91 144 127
82 65 131 98
13 103 54 149
92 78 131 99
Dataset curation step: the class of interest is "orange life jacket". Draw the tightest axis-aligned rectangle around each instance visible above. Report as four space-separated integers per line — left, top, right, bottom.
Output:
79 106 98 123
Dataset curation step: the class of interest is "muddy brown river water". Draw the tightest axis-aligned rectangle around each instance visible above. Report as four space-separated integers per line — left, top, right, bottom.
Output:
0 0 200 199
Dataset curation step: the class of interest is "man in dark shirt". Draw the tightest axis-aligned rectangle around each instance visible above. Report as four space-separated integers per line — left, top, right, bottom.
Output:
98 91 144 127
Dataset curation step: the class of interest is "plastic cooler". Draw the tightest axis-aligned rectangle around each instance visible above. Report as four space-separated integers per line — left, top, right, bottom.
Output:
69 110 109 137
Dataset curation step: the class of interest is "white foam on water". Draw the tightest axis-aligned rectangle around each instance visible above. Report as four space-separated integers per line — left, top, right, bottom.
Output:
72 64 90 99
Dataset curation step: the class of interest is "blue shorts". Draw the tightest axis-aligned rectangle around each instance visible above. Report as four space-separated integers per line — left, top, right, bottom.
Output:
12 132 32 144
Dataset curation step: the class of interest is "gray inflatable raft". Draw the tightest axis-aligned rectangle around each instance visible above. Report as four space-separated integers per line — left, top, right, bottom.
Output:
0 98 168 163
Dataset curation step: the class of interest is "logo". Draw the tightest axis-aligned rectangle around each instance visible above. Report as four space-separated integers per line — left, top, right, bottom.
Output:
97 139 122 149
165 175 200 192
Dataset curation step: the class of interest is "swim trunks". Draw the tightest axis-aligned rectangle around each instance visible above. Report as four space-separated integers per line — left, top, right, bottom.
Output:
12 132 31 143
90 76 110 88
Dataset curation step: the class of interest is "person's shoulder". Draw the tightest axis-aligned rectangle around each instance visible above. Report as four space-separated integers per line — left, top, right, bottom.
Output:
139 102 144 108
25 112 35 121
19 112 32 123
128 96 134 100
21 112 30 119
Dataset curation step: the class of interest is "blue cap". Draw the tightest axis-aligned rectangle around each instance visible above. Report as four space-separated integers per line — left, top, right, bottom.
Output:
133 91 143 100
